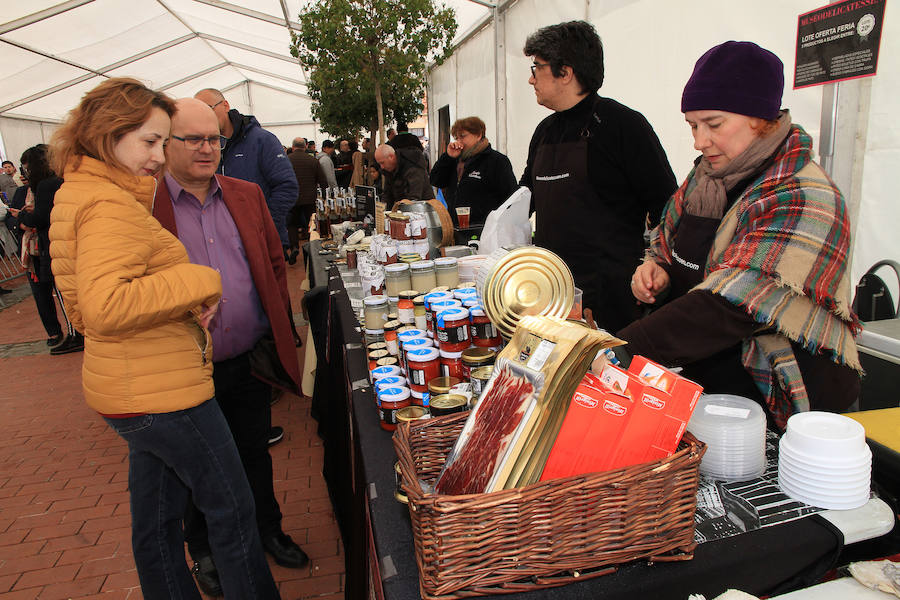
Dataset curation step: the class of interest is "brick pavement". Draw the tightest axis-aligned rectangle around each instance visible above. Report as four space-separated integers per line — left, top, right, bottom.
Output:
0 260 344 599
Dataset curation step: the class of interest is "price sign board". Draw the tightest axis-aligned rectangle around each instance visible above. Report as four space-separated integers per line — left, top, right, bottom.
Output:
794 0 886 88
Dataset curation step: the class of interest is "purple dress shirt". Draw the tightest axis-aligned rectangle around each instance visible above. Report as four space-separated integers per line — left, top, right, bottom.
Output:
165 174 269 362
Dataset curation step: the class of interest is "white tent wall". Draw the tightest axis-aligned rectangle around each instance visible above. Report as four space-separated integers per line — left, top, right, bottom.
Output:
428 0 899 293
0 117 58 171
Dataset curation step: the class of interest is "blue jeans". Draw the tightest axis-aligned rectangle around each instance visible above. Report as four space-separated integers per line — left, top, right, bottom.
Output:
104 398 280 600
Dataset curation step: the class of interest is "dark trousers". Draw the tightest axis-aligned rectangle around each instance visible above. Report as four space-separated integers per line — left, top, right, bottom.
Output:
287 203 314 250
29 279 62 338
104 400 279 599
184 352 283 559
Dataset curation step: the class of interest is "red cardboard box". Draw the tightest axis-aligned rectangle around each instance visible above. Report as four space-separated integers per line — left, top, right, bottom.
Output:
540 374 633 481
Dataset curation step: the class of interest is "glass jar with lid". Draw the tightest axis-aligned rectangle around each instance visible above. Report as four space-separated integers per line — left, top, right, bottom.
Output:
434 256 459 288
384 263 411 299
409 260 437 294
363 295 389 331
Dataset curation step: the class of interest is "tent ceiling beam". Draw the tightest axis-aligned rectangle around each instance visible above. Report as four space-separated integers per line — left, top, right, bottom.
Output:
197 33 300 66
0 0 94 35
1 38 105 77
260 120 317 127
465 0 496 7
158 62 229 91
278 0 295 35
244 80 311 101
156 0 232 72
192 0 301 30
232 63 306 87
0 73 95 114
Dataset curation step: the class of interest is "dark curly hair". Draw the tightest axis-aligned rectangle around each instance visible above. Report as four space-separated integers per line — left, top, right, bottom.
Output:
20 144 55 192
523 21 604 95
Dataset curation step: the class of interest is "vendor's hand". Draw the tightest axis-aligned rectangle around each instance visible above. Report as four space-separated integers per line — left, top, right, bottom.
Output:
8 207 20 217
197 301 219 330
631 261 669 304
447 141 464 159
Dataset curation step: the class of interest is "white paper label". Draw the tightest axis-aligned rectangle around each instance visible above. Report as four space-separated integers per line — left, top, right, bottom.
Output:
705 405 751 419
526 339 556 371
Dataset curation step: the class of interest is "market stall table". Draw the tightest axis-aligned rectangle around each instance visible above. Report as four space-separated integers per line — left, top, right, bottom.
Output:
307 241 896 600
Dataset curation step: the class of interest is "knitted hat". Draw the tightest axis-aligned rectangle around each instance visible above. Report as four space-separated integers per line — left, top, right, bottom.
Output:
681 41 784 120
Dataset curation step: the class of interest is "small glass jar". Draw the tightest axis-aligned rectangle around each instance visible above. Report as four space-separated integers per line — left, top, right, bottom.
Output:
345 245 358 270
363 295 389 331
375 376 406 399
427 299 462 336
364 329 384 346
383 320 401 356
384 240 399 265
461 347 497 381
406 346 441 393
470 366 494 397
400 336 431 376
409 212 428 240
453 287 478 301
384 263 411 299
434 257 459 289
366 341 387 354
439 349 465 379
413 295 428 330
413 239 430 260
388 212 411 240
409 260 437 294
397 291 417 325
470 307 502 348
378 386 411 431
435 307 470 352
361 267 385 295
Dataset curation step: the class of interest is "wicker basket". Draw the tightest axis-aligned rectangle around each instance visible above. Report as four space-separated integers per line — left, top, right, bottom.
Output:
393 412 706 600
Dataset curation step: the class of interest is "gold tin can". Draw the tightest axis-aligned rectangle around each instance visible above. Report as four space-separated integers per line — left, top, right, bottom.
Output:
470 365 494 397
480 247 574 340
395 405 429 423
427 376 462 396
429 394 469 417
394 461 409 504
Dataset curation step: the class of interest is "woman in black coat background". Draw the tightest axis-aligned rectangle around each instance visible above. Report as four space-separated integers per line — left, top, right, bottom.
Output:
430 116 518 227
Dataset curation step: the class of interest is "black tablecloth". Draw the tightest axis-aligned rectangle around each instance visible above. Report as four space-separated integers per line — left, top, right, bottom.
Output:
307 243 866 600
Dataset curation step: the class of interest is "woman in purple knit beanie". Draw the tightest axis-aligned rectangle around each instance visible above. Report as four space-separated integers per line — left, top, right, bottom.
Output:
618 41 861 430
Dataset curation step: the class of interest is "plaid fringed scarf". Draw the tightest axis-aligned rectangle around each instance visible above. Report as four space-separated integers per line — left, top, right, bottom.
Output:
649 125 861 429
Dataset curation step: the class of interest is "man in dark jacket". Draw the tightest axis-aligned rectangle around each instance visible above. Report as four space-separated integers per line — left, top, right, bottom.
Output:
154 99 308 597
375 143 435 209
194 88 299 252
430 116 518 227
287 137 326 263
520 21 676 333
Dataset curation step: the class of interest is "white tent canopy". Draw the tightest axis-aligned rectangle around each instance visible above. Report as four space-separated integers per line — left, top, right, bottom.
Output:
0 0 489 165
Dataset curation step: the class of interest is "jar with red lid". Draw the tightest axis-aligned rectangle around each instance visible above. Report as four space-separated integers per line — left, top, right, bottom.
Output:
435 307 470 352
400 336 430 376
388 213 411 240
406 347 440 393
470 307 502 347
439 349 465 379
378 386 411 431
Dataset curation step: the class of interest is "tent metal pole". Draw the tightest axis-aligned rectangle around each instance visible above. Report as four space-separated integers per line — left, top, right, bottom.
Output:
493 6 507 154
819 82 839 176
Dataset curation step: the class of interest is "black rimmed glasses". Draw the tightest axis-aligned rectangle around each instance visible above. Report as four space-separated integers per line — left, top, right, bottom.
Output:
171 135 221 150
530 62 551 77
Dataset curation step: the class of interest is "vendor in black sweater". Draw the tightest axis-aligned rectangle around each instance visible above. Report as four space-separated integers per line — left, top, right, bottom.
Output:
519 21 677 333
430 116 517 227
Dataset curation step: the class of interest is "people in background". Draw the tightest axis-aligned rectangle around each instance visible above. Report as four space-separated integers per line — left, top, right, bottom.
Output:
618 41 861 429
287 137 327 263
318 139 338 190
48 77 280 599
153 97 307 596
334 138 354 188
16 145 82 353
520 20 677 333
0 160 18 201
307 140 317 155
375 143 434 209
430 116 517 227
193 88 298 252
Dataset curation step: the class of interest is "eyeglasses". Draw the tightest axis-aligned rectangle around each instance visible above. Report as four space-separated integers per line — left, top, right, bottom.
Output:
530 62 551 77
170 135 221 150
207 100 224 110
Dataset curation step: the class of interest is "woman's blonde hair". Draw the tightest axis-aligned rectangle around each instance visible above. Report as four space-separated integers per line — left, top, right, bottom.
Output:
50 77 175 176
